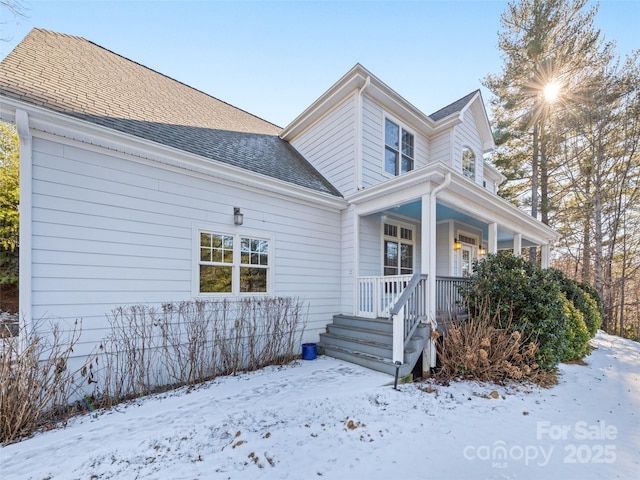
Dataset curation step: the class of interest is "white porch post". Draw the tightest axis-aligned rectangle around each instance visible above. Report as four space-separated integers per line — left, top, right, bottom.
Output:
541 242 550 268
488 222 498 254
421 192 436 319
421 191 438 372
513 233 522 256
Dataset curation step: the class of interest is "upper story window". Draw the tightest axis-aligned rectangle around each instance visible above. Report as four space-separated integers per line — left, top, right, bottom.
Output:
385 118 414 176
462 147 476 179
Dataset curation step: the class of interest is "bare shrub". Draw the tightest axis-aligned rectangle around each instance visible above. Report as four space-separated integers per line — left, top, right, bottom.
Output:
436 299 556 386
0 319 89 445
91 297 306 406
232 297 306 374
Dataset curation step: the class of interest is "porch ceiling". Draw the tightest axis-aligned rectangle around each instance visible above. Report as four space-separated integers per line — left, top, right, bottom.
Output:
388 201 537 246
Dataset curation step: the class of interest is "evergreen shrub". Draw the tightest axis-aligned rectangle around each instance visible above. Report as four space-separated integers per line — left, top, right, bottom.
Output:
546 268 603 338
558 294 591 361
463 252 567 370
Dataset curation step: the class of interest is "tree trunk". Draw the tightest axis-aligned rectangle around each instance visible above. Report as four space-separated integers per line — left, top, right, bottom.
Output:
530 123 540 264
540 127 549 226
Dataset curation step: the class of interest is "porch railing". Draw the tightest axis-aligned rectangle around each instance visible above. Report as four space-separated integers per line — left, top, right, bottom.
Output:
388 274 428 363
355 274 471 363
435 276 471 319
357 275 471 319
356 275 413 318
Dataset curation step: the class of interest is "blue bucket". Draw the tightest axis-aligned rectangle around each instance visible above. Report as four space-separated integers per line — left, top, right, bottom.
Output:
301 343 317 360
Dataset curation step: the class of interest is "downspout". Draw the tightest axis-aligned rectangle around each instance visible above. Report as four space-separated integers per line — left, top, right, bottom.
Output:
428 172 451 322
16 109 33 344
430 172 452 201
355 75 370 191
352 76 370 315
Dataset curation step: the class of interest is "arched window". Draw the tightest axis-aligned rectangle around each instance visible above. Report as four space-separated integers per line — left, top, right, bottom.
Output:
462 147 476 179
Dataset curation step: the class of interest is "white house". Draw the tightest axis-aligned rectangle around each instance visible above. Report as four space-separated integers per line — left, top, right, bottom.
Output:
0 29 558 377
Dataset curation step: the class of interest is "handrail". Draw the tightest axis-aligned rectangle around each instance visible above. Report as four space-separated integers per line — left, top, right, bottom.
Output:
389 273 426 316
388 273 428 363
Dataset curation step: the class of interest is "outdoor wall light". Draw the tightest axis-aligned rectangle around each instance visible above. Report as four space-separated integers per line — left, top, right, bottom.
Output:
453 238 462 251
478 245 487 256
233 207 243 226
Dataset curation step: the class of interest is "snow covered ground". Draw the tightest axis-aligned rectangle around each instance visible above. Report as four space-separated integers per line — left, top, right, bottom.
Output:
1 330 638 480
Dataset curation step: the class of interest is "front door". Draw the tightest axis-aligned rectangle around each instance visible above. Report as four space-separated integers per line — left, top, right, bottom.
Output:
461 244 473 277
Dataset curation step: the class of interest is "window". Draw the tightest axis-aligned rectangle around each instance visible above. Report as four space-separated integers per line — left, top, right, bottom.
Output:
199 231 269 294
462 147 476 179
239 237 269 293
383 222 414 276
385 118 414 176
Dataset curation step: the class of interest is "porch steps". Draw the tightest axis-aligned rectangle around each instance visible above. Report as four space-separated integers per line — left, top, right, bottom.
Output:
318 314 430 377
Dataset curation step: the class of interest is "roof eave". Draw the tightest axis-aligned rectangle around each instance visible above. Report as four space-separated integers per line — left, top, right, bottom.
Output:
1 96 347 211
461 92 496 153
346 162 558 244
280 64 438 142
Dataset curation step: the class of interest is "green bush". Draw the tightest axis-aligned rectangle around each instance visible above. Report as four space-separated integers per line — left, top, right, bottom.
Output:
559 294 591 361
546 269 603 338
576 283 603 337
464 252 567 370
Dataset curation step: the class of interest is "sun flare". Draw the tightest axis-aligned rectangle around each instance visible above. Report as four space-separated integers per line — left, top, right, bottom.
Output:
543 80 562 103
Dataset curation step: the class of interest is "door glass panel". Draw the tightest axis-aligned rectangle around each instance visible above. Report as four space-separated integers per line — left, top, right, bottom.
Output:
461 247 472 277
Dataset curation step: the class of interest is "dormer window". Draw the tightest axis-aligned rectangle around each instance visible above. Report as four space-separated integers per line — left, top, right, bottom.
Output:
462 147 476 179
385 118 414 176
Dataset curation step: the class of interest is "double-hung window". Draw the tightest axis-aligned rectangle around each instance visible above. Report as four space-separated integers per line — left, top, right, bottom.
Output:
385 118 414 176
199 231 270 294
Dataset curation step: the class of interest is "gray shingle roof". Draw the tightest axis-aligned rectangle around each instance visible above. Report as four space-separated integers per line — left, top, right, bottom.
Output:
429 90 479 121
0 28 341 197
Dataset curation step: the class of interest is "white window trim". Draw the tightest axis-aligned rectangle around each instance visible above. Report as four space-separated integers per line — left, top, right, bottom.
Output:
192 224 274 297
382 112 416 178
461 145 476 180
381 218 416 276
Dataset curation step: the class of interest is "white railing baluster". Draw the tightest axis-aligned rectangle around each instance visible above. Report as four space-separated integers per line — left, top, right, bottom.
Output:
356 275 412 318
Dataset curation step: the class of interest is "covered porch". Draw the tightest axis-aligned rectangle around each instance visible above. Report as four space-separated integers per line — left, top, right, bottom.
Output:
320 165 558 377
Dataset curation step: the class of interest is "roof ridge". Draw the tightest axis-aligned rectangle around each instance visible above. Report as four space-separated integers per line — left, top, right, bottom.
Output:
429 89 480 120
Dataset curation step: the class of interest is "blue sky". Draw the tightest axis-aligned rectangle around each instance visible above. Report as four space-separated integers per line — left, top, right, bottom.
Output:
1 0 638 127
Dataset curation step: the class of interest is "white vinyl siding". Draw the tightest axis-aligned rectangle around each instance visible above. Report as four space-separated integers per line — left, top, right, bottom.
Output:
430 131 451 166
358 215 382 276
435 222 451 276
29 135 342 356
290 95 356 195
